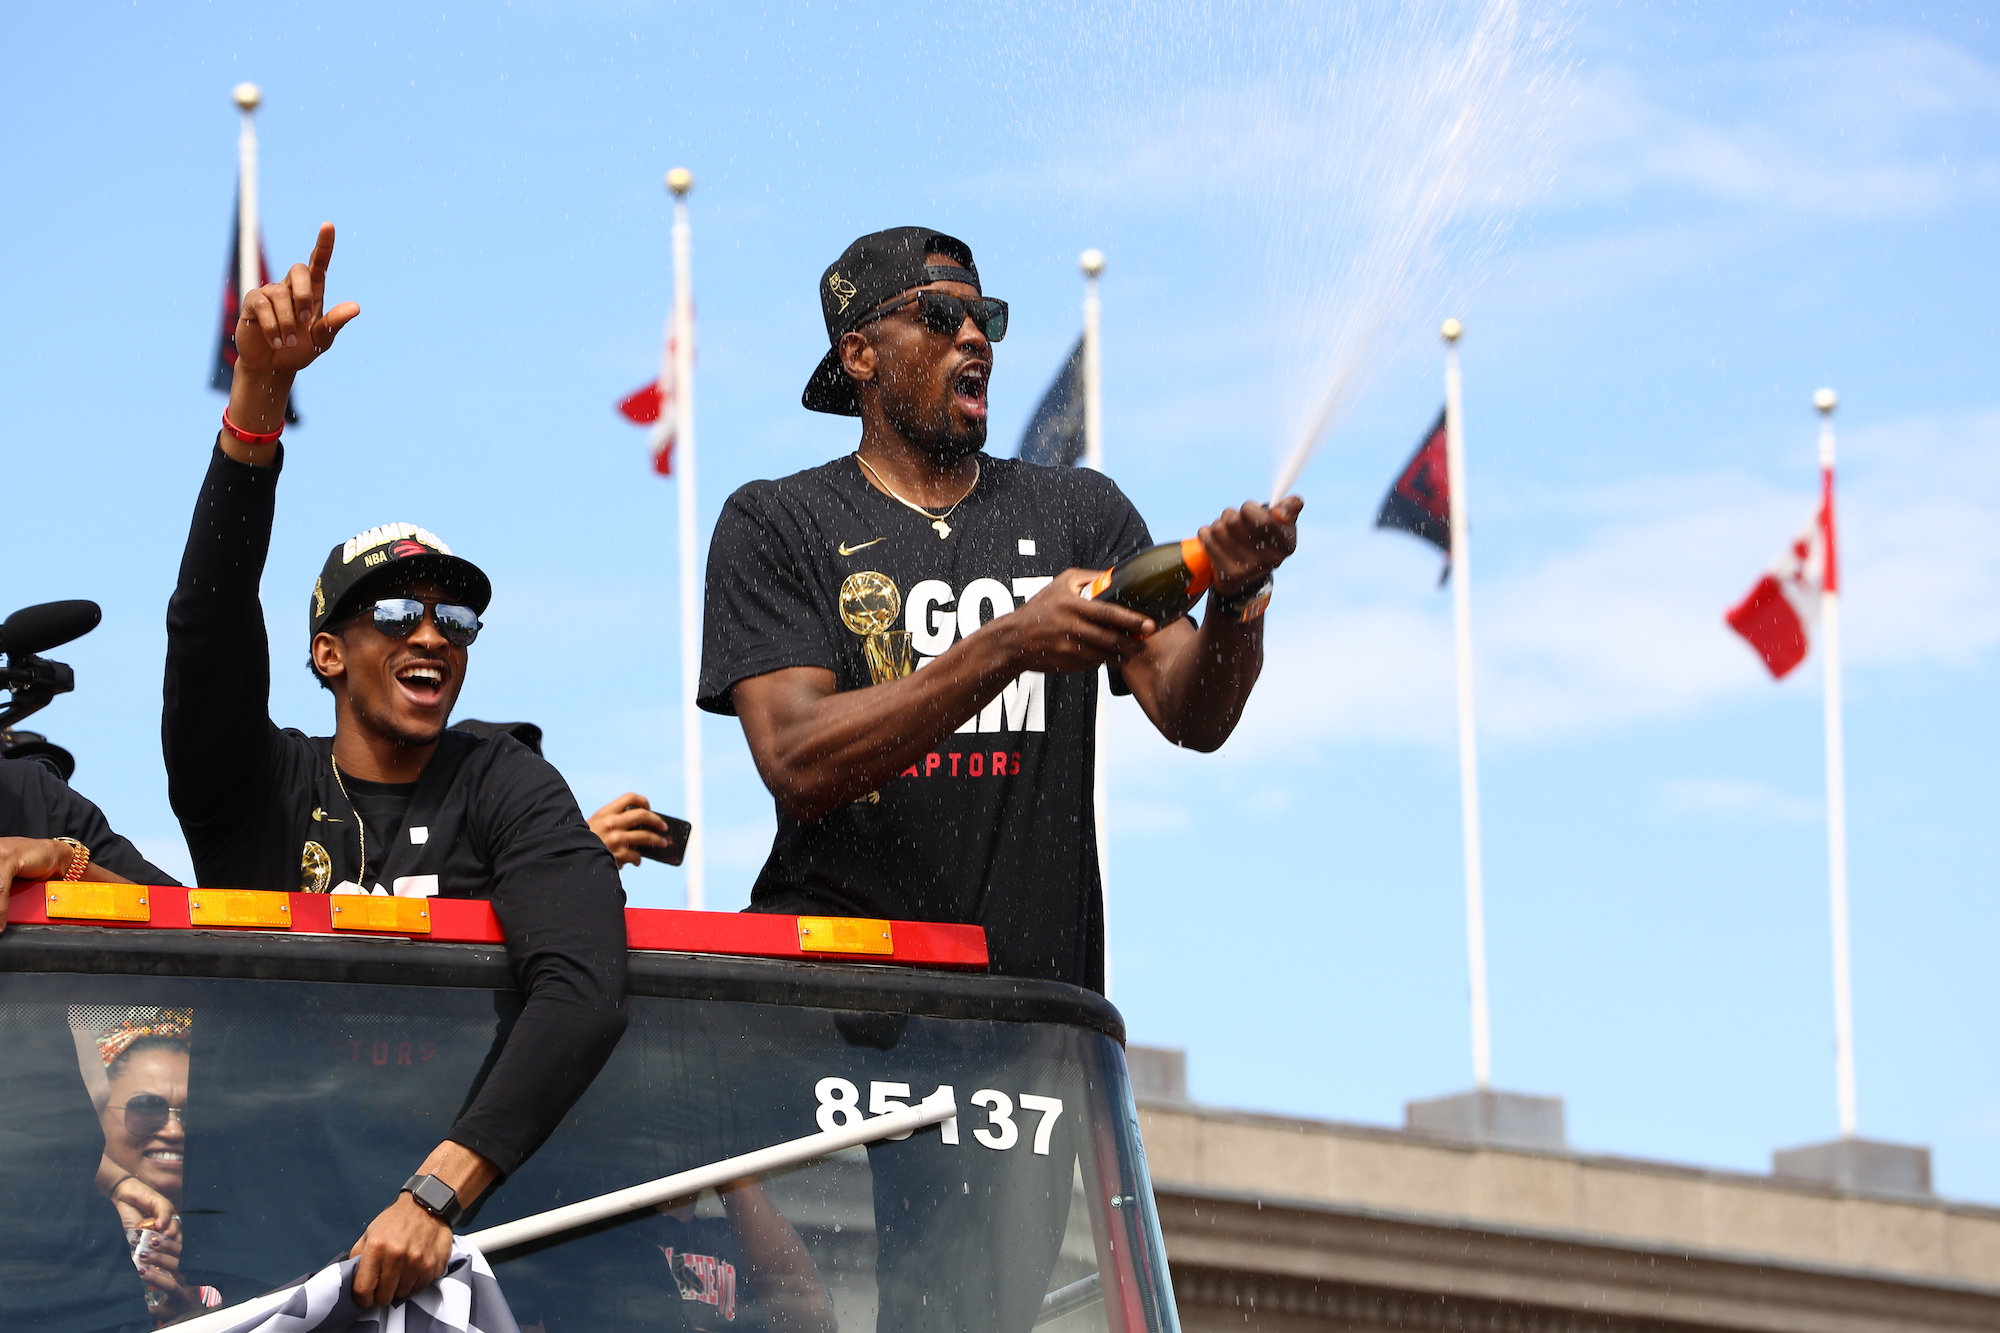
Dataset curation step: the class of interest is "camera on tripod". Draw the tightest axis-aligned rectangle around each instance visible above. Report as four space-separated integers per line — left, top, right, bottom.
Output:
0 600 102 782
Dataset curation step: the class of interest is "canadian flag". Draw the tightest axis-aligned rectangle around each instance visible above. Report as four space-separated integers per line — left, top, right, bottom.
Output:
1726 469 1838 679
617 325 682 476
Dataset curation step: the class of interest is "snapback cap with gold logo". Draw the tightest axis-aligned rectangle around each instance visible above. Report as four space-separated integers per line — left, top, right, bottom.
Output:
803 227 980 417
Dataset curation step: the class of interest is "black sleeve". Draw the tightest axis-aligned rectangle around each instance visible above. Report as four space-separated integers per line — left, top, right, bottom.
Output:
2 761 179 885
697 484 842 717
162 442 284 834
1079 470 1154 570
448 744 630 1178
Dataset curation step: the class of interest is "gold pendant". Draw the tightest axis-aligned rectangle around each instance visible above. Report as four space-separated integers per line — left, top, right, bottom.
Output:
301 840 332 893
932 519 952 539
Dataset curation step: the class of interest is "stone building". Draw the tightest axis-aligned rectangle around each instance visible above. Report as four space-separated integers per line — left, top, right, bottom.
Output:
1128 1049 2000 1333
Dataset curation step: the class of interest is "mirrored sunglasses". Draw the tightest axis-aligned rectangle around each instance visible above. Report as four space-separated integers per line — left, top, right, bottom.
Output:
364 597 482 648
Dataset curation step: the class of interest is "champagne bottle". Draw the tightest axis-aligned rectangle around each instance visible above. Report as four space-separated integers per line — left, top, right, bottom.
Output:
1086 538 1213 625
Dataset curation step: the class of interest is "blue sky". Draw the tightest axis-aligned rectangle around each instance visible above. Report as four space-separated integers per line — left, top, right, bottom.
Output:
6 2 2000 1197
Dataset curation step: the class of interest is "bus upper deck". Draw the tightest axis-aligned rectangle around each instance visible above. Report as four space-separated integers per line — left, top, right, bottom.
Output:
0 882 1178 1333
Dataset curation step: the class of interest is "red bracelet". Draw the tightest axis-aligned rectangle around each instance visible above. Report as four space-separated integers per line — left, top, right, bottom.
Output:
221 409 284 446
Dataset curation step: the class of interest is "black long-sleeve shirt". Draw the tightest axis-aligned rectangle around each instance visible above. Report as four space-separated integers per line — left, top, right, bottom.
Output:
162 442 630 1178
0 757 176 884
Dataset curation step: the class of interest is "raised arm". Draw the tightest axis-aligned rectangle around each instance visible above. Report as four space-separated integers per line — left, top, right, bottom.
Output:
162 224 360 830
1118 496 1302 752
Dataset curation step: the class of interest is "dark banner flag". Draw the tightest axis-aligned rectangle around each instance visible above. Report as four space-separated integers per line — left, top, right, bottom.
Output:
211 190 299 422
1017 336 1085 467
1376 407 1450 575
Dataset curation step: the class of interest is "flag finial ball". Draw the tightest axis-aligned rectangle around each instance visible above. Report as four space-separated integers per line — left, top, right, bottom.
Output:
1440 318 1463 343
1813 387 1838 415
1079 249 1106 277
666 167 694 197
232 83 261 111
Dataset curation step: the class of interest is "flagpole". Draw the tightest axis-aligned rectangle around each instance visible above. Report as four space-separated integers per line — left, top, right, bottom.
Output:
668 167 704 911
1080 248 1109 996
232 83 260 302
1814 386 1856 1138
1441 318 1492 1089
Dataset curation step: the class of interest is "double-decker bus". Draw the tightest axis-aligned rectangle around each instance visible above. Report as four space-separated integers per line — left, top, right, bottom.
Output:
0 883 1177 1333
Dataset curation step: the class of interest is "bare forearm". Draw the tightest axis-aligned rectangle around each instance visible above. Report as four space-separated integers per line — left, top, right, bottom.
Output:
720 1182 835 1333
745 628 1025 821
1142 614 1266 752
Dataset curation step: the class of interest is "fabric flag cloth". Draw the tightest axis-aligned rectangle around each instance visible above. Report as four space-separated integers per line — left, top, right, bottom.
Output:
617 329 680 476
1375 408 1450 576
1726 473 1837 679
1017 336 1086 467
210 188 300 423
199 1239 519 1333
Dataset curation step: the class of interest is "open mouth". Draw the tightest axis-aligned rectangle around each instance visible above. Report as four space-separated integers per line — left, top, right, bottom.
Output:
395 661 448 707
144 1148 184 1167
952 362 990 421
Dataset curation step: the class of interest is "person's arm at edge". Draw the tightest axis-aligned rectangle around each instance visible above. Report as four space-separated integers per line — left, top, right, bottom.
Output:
0 837 136 935
1117 497 1304 752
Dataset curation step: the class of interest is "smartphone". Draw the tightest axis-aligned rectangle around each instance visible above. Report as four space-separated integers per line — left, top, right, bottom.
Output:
637 815 693 867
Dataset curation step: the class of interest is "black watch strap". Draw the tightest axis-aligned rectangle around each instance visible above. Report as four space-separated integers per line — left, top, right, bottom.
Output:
1208 574 1274 623
401 1173 464 1226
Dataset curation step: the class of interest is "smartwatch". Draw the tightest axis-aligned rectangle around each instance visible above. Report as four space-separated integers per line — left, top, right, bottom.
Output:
401 1173 464 1227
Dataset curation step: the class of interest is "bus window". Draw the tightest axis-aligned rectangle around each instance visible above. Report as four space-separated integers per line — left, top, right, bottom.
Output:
0 952 1176 1333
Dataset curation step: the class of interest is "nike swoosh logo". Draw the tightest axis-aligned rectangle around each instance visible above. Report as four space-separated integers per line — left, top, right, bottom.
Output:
838 537 888 555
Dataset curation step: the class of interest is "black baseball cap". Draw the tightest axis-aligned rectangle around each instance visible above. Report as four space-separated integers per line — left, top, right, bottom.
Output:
309 522 493 638
802 226 981 416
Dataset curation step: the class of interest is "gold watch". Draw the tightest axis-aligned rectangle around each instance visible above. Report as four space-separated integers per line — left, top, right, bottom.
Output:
53 837 91 881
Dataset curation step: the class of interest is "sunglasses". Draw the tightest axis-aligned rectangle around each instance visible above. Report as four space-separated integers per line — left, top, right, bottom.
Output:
110 1094 188 1137
859 290 1009 343
355 597 482 648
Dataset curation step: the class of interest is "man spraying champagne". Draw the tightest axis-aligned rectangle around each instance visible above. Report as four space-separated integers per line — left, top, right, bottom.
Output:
700 226 1303 994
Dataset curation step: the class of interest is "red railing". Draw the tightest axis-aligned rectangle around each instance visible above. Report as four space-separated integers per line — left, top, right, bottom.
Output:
2 882 989 970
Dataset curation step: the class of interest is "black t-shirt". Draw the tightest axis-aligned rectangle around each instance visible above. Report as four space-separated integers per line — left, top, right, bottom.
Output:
340 775 417 888
0 757 176 885
699 454 1152 992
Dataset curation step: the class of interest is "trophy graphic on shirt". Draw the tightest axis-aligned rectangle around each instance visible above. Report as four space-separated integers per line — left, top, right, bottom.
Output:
839 572 913 684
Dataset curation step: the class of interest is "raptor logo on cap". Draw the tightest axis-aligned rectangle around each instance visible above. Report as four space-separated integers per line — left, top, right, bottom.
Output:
828 272 857 313
391 539 429 560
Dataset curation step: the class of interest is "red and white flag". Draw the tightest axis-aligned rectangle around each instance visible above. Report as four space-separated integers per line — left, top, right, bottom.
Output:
617 325 682 476
1726 470 1838 679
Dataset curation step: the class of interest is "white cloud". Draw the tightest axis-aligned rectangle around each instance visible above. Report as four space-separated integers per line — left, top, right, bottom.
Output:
1556 35 2000 218
1109 407 2000 766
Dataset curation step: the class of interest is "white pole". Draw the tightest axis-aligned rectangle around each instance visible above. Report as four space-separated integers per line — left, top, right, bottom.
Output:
1442 318 1491 1089
1815 387 1856 1138
669 168 704 911
232 84 261 306
1080 248 1109 996
168 1091 959 1333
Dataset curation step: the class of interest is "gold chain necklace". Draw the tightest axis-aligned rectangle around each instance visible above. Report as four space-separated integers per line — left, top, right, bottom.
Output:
330 754 367 889
855 454 980 540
